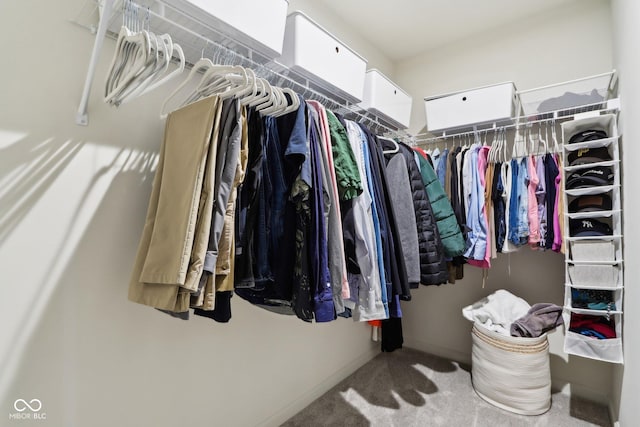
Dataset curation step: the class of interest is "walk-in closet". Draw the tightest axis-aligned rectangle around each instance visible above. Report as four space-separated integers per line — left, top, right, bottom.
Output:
1 0 638 426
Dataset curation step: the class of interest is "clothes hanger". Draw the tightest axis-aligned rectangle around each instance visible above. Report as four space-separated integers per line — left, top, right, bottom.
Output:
272 88 300 117
248 78 273 108
238 68 259 105
261 86 289 116
380 136 400 154
537 123 548 155
105 3 152 104
551 119 560 153
160 57 214 117
115 17 165 105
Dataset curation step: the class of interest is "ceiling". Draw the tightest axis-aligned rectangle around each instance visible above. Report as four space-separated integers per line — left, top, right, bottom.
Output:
314 0 581 61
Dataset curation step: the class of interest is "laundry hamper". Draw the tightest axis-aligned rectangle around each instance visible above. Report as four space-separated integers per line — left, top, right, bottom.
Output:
471 323 551 415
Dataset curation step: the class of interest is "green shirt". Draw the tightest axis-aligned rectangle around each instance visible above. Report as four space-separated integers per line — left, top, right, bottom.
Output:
326 111 362 200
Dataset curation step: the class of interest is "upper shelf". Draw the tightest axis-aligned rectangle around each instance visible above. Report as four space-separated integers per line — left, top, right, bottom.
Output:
517 71 618 118
72 0 409 135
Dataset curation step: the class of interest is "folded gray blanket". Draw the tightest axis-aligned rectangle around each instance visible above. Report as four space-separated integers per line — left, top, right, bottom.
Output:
510 303 564 338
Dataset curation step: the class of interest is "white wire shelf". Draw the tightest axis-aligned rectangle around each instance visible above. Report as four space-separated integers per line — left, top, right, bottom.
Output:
72 0 411 138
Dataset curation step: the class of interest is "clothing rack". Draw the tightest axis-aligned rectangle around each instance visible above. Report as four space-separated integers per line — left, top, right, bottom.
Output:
73 0 412 140
415 98 621 146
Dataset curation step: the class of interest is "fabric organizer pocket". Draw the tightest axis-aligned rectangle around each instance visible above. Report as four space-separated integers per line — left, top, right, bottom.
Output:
566 286 622 313
563 329 623 364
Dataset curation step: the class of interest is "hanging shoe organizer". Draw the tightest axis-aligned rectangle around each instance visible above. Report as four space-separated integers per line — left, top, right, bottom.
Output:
561 113 623 364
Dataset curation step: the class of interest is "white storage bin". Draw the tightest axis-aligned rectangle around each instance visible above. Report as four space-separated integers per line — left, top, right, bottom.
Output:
424 82 518 132
471 324 551 416
568 264 619 288
280 11 367 103
570 240 615 262
359 69 412 129
162 0 289 58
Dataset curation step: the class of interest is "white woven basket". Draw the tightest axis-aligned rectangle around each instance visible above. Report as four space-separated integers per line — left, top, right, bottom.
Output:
471 323 551 415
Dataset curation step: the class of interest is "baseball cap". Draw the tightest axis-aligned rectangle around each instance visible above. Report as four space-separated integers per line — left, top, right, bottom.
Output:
567 146 612 166
566 166 614 189
568 129 608 144
568 194 613 213
569 218 613 237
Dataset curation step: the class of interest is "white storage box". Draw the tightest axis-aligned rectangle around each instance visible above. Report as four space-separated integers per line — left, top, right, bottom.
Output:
424 82 518 132
360 69 412 129
569 240 615 262
162 0 289 58
471 324 551 415
280 11 367 103
568 264 619 288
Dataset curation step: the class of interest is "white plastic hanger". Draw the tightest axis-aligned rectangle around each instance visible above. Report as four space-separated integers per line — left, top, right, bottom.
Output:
160 58 214 117
380 136 400 154
104 2 152 104
138 43 185 97
239 69 259 106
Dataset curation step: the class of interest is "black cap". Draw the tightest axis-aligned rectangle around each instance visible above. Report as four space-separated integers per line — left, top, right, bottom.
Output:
566 166 614 189
567 146 612 166
568 194 613 213
570 218 613 237
569 129 608 144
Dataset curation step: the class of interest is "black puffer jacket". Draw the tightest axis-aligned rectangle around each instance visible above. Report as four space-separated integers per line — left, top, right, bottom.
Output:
397 142 448 285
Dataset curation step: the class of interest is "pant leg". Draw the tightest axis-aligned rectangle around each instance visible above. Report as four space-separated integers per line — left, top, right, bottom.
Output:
128 96 221 311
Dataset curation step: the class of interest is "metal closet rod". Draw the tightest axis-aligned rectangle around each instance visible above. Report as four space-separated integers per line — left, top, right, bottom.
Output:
76 0 411 138
415 98 621 144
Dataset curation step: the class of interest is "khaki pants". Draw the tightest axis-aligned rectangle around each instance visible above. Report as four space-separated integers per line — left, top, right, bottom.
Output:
196 105 249 310
128 96 222 311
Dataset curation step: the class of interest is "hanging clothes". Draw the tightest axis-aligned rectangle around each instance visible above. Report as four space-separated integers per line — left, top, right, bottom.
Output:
381 139 421 289
396 141 448 286
413 149 466 259
307 101 350 314
193 99 248 321
342 120 386 321
128 95 224 312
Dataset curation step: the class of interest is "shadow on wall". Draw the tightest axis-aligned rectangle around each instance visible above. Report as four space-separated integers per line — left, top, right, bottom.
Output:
0 135 85 244
0 135 157 412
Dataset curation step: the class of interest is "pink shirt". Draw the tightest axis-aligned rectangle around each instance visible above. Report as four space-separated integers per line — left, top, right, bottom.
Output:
467 145 491 269
527 156 540 246
307 101 350 299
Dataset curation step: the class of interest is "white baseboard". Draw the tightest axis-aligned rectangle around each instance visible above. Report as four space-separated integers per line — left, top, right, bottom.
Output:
609 404 620 427
258 347 379 427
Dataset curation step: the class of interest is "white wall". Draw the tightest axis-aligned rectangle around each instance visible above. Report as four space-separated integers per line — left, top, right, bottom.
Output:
611 1 640 425
398 0 614 135
394 0 616 404
0 1 394 426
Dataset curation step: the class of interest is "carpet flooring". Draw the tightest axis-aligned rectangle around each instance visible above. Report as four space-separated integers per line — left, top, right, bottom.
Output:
282 348 611 427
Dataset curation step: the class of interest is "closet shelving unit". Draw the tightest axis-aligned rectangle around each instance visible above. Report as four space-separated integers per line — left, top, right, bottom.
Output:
413 71 623 363
73 0 409 136
415 71 619 144
561 113 623 364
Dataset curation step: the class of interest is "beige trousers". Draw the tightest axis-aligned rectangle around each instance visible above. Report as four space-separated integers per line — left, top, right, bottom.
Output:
128 96 222 311
196 106 249 310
